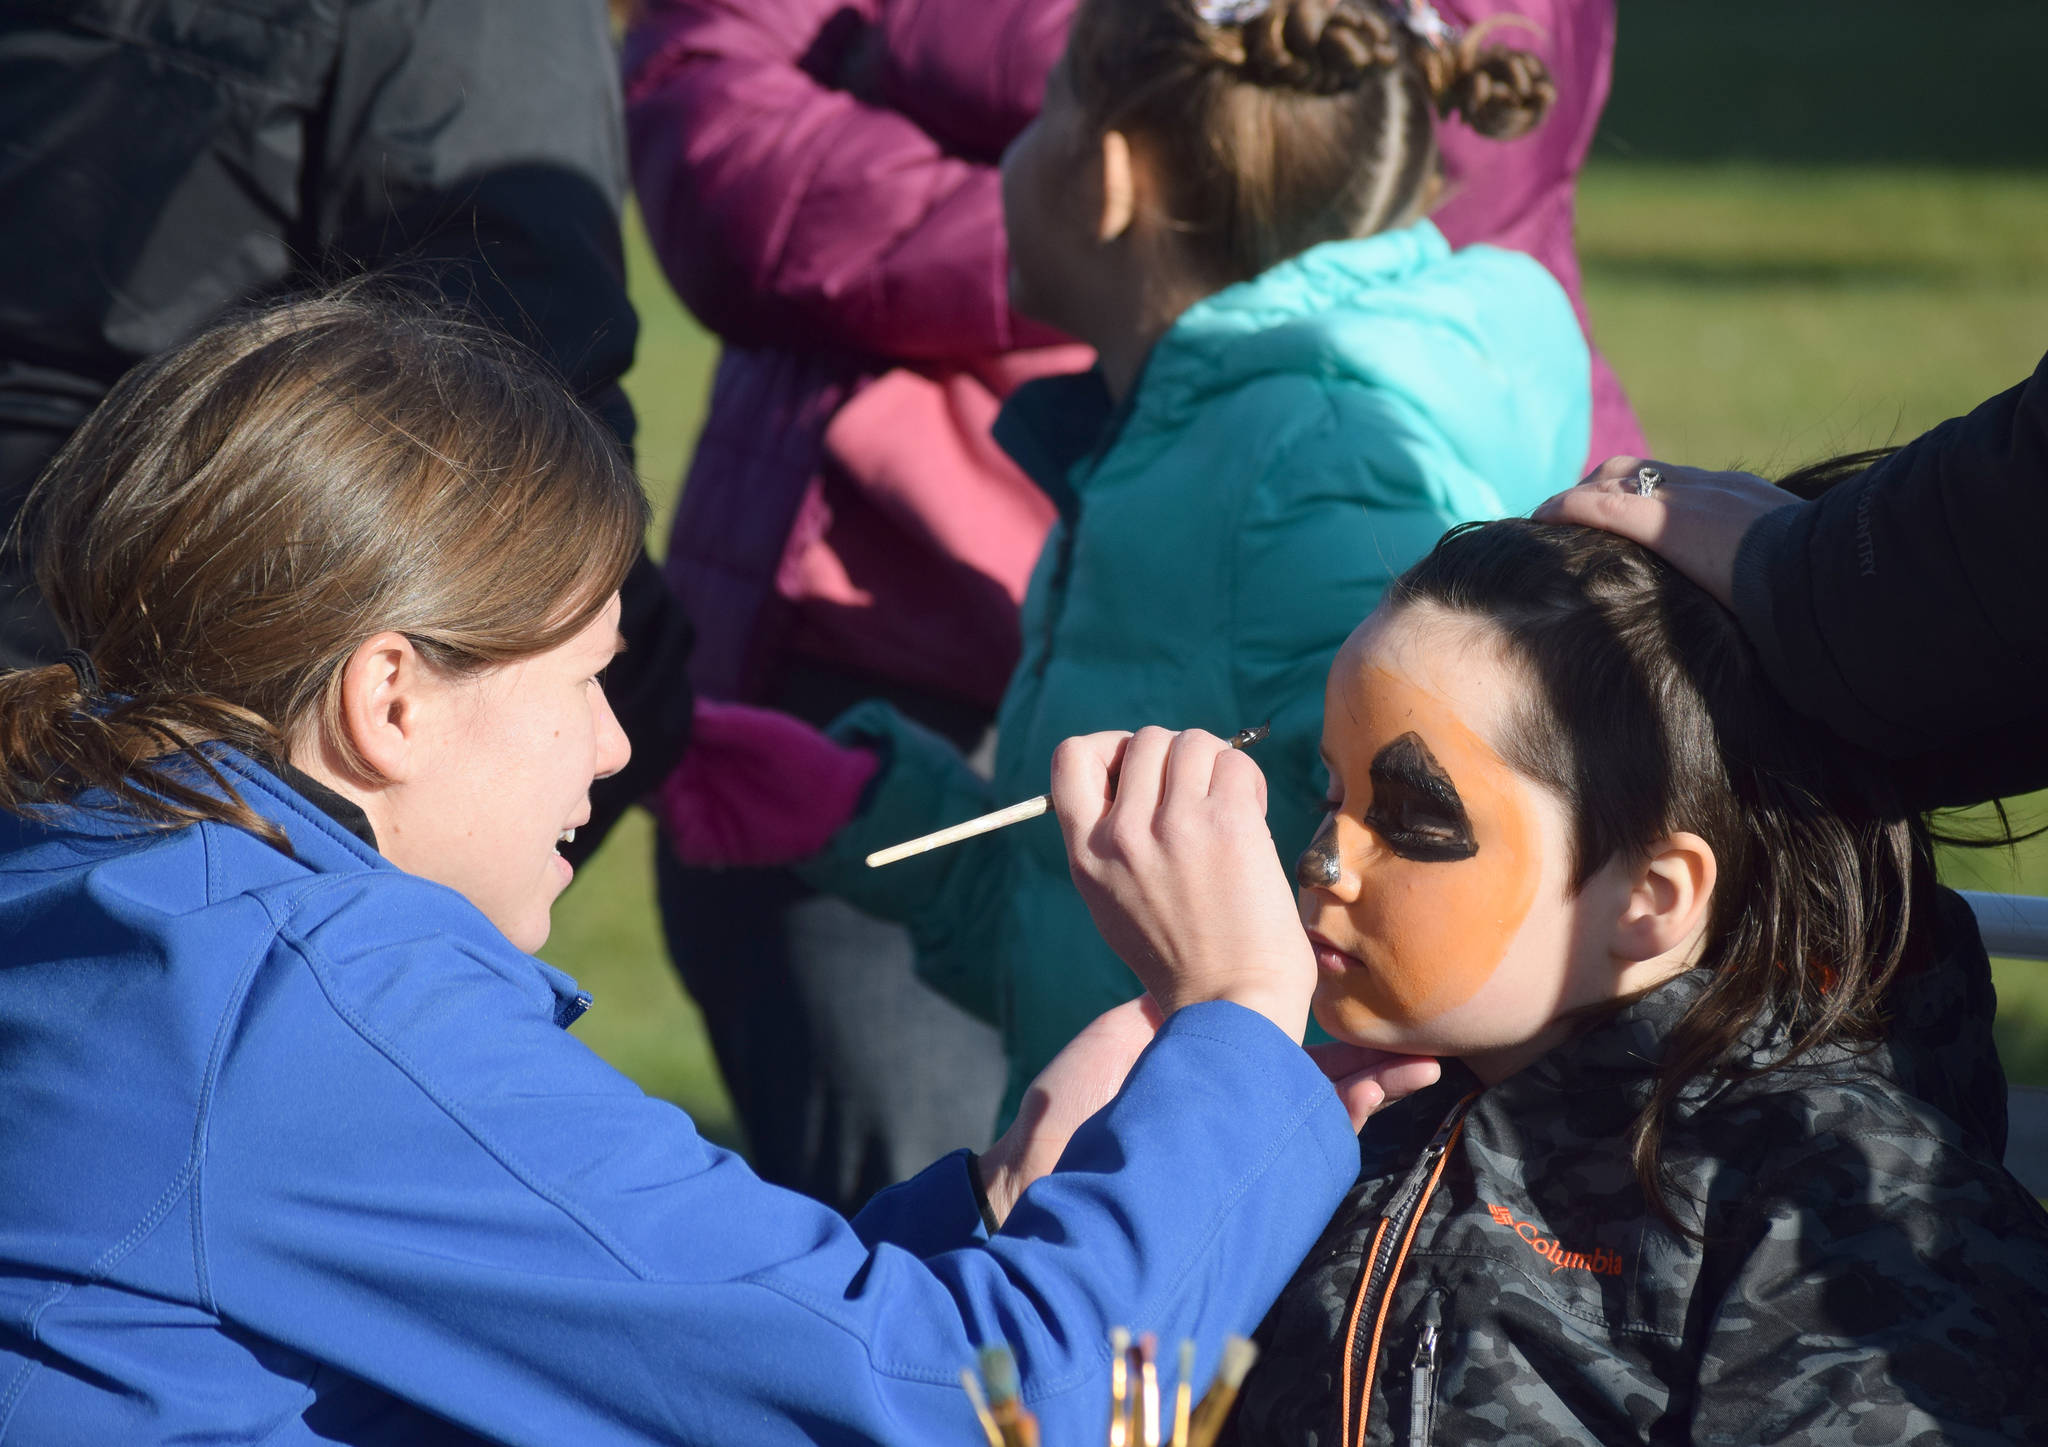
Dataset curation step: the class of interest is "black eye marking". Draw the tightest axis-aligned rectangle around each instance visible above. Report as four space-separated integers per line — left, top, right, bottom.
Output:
1295 812 1344 890
1364 732 1478 863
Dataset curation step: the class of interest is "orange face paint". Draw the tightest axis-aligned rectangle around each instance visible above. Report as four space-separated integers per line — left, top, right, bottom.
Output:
1300 648 1543 1040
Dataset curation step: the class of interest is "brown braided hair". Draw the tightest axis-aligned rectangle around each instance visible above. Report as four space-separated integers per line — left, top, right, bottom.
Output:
1063 0 1555 283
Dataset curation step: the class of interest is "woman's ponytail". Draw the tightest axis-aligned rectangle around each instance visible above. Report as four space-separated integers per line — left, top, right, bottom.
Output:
0 653 291 851
0 659 96 811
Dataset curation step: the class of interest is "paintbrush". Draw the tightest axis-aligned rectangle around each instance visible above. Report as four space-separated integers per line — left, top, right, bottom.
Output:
979 1344 1041 1447
960 1367 1005 1447
1183 1337 1258 1447
1171 1340 1195 1447
1108 1326 1132 1447
866 723 1272 868
1137 1334 1161 1447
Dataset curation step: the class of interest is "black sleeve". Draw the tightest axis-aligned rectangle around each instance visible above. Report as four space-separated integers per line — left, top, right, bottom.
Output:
315 0 694 853
1731 350 2048 809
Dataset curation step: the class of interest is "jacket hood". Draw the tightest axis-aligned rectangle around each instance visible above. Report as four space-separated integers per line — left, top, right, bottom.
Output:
1128 222 1590 510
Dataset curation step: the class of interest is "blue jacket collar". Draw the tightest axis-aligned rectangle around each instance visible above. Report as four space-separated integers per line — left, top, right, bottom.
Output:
36 750 595 1028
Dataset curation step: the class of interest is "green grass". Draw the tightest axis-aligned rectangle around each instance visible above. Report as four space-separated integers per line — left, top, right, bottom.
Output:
541 162 2048 1140
1579 166 2048 469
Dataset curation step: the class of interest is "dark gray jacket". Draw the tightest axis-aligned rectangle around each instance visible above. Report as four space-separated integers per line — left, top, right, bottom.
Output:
1226 889 2048 1446
0 0 690 842
1731 349 2048 812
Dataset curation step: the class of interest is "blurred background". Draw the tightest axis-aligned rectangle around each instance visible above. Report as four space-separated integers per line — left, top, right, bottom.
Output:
552 1 2048 1150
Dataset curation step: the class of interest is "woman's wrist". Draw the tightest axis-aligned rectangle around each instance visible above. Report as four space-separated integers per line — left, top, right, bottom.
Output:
1158 976 1311 1045
971 1140 1026 1229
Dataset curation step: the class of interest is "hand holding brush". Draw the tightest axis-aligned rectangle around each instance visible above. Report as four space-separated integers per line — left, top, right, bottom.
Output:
866 724 1267 868
1048 727 1316 1041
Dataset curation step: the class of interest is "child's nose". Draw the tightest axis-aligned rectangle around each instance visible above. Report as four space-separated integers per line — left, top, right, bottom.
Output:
1295 815 1348 892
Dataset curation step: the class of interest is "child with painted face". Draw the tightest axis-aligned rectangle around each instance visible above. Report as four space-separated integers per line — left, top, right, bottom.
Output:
1223 519 2048 1446
807 0 1592 1127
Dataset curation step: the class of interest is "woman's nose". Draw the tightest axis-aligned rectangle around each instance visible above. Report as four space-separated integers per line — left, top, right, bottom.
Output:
591 685 631 781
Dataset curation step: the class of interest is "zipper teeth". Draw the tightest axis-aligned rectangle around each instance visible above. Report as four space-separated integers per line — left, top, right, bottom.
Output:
1343 1094 1476 1447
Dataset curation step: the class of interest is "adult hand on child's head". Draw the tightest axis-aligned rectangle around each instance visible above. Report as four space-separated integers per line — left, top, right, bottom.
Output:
1533 456 1800 611
1050 727 1317 1043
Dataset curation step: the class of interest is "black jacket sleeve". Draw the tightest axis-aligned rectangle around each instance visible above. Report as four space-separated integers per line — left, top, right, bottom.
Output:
316 0 693 851
1731 349 2048 810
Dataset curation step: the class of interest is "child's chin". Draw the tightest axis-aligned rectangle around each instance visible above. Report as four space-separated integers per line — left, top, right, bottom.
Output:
1310 984 1414 1052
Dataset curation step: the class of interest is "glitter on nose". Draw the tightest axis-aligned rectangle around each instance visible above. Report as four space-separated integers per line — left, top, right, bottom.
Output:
1295 831 1343 890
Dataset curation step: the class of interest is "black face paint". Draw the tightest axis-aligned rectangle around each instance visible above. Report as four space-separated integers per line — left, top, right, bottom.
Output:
1295 813 1343 890
1363 732 1478 863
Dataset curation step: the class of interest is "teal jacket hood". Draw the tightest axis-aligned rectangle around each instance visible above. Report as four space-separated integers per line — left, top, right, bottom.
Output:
1000 222 1588 526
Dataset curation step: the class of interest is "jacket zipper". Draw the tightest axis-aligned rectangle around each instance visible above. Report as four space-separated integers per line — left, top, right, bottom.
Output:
1338 1094 1474 1447
1406 1293 1443 1447
1028 509 1080 685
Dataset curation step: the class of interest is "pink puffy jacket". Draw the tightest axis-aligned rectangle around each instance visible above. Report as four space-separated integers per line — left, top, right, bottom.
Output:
625 0 1642 708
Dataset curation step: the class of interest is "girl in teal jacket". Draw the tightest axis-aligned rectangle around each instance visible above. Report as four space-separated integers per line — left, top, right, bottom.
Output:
810 0 1593 1119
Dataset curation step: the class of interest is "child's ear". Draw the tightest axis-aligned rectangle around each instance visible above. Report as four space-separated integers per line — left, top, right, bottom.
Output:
1097 129 1136 243
1609 832 1717 965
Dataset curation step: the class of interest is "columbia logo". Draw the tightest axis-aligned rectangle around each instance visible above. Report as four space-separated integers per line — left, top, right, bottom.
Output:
1486 1203 1624 1277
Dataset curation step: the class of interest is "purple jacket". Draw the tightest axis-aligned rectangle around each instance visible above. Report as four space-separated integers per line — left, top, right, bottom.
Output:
626 0 1641 706
1431 0 1644 467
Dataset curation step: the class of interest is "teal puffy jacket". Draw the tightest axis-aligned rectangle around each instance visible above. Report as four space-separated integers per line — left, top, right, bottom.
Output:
810 222 1592 1120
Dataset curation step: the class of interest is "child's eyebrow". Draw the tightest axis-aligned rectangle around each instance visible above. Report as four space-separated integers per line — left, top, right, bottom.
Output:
1366 732 1478 862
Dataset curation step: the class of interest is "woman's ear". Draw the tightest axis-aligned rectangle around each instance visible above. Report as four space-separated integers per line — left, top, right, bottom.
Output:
1097 128 1136 243
331 631 435 785
1609 832 1717 965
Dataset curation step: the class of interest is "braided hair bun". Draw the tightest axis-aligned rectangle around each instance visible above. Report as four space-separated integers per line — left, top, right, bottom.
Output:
1209 0 1400 96
1419 17 1557 139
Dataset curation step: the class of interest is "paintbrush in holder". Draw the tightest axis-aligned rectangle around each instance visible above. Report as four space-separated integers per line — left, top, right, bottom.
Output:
958 1331 1259 1447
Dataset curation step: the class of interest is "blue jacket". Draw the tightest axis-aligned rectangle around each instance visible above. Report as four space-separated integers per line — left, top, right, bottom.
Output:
0 754 1359 1445
810 223 1591 1119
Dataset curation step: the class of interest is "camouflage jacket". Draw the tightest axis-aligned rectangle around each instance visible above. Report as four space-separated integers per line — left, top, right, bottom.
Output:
1224 890 2048 1446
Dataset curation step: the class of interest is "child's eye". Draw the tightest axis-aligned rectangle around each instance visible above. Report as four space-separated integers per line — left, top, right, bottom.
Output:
1364 794 1478 863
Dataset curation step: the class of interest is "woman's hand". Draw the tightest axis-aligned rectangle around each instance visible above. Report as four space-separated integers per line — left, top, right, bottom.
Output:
1049 727 1318 1043
1307 1042 1441 1132
976 997 1442 1227
1533 456 1801 611
977 995 1164 1224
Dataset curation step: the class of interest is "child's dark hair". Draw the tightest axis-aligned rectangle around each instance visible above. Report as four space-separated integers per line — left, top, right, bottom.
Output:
1064 0 1555 285
1388 519 1932 1228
